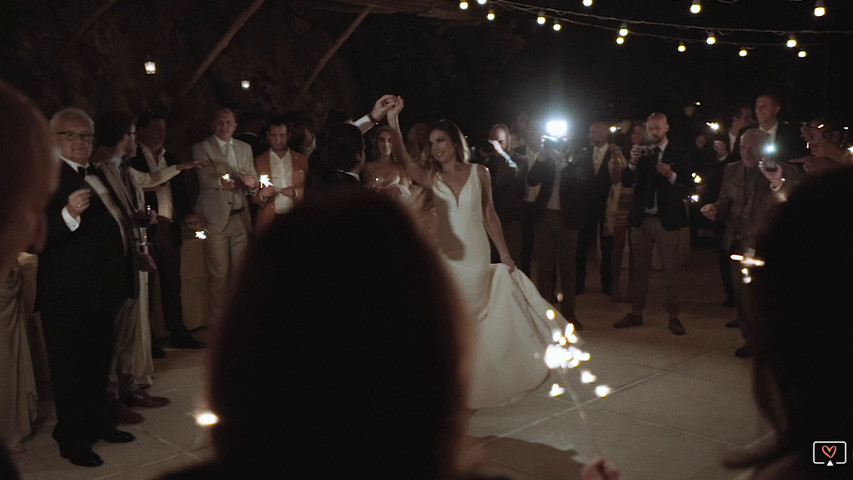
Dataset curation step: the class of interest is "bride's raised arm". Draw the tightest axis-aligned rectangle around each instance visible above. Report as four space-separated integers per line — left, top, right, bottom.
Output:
386 97 432 188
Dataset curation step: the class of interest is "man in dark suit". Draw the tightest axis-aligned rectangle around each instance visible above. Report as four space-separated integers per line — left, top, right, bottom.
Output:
129 111 205 350
37 108 136 467
527 137 586 330
472 123 525 265
614 112 692 335
753 93 809 163
701 129 801 357
575 121 617 296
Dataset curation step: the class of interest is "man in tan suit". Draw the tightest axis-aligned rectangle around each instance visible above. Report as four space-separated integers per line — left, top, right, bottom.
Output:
192 108 259 324
701 129 800 357
253 115 308 232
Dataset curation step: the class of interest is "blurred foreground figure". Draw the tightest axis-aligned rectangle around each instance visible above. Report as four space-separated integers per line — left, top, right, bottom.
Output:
0 79 59 479
161 190 473 479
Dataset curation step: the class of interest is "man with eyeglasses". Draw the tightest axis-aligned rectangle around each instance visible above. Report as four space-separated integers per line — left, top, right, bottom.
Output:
36 108 137 467
91 110 173 428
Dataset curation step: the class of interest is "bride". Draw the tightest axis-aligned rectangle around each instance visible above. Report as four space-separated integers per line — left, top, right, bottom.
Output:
387 98 576 409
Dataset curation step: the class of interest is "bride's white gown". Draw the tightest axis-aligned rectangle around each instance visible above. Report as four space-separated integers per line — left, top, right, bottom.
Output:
433 165 573 408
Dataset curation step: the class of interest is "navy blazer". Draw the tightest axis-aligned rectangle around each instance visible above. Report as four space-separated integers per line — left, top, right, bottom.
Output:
622 142 692 231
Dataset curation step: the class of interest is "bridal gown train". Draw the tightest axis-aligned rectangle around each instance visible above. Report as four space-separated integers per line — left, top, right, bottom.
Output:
432 165 574 409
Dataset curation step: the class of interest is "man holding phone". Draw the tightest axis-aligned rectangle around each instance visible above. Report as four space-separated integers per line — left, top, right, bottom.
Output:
614 112 692 335
700 129 800 357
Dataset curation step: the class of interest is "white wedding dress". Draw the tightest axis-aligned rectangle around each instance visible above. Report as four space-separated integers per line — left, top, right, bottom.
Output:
432 165 573 408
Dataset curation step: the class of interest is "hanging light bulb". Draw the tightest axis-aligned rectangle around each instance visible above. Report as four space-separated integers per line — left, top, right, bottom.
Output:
706 31 716 45
616 35 625 45
690 0 701 14
144 58 157 75
677 42 686 53
552 21 562 32
241 79 251 90
739 47 748 57
798 49 808 58
537 12 546 25
477 0 487 4
459 1 468 10
618 22 629 37
814 0 826 17
583 0 593 6
786 35 798 48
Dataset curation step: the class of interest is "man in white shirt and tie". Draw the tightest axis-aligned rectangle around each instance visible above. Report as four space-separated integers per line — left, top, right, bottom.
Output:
191 108 259 325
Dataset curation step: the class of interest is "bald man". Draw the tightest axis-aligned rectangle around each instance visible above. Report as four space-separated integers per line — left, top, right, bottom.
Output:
701 129 800 356
614 113 692 335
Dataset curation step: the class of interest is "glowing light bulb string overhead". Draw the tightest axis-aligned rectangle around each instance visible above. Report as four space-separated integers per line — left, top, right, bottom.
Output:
475 0 849 51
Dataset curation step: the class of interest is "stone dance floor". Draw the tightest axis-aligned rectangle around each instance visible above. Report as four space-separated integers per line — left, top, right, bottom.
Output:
12 245 767 480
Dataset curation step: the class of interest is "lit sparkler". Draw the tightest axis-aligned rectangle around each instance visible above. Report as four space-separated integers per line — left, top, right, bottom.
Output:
259 174 273 188
221 173 231 181
730 248 765 284
194 410 219 427
195 230 207 240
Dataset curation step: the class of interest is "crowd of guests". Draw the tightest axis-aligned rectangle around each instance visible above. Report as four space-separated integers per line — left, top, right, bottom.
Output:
2 73 852 479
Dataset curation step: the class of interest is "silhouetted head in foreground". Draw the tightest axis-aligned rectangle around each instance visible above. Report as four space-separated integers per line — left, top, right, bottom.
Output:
208 189 470 479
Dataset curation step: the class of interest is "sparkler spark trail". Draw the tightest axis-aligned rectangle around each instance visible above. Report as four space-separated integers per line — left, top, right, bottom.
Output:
259 174 273 188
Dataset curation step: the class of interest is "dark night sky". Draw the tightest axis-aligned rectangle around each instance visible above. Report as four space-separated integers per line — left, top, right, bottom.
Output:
336 0 853 139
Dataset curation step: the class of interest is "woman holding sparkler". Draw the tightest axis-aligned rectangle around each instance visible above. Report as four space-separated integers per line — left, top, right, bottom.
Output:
386 97 575 409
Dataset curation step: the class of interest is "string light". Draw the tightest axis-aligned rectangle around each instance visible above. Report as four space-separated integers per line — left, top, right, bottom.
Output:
618 22 629 37
677 42 686 52
553 21 562 32
814 0 826 17
459 1 468 10
241 79 250 90
616 35 625 45
144 59 157 75
706 30 717 45
798 49 808 58
583 0 593 7
537 11 546 25
739 46 749 57
477 0 487 5
690 0 702 15
786 35 798 48
486 8 495 20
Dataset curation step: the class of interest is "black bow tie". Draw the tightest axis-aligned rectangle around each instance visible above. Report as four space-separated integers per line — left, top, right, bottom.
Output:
77 165 97 177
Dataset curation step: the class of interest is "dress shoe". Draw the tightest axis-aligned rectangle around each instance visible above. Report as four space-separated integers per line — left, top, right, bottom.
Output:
151 344 166 359
171 331 205 349
100 427 135 443
121 388 170 408
723 296 736 308
725 318 740 328
613 313 643 328
735 346 752 358
60 446 104 467
109 398 145 424
668 317 686 335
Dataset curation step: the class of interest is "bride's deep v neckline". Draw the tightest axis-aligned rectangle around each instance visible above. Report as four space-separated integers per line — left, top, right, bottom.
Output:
437 164 474 208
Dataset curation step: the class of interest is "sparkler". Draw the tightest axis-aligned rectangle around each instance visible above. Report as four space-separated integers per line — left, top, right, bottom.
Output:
221 173 231 182
194 410 219 427
731 248 765 284
259 174 273 188
195 230 208 240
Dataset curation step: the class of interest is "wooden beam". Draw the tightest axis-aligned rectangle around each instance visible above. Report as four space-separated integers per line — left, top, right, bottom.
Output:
294 5 373 106
50 0 120 76
180 0 267 97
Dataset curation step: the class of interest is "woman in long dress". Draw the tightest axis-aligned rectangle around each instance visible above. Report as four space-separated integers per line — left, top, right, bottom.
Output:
387 98 574 409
